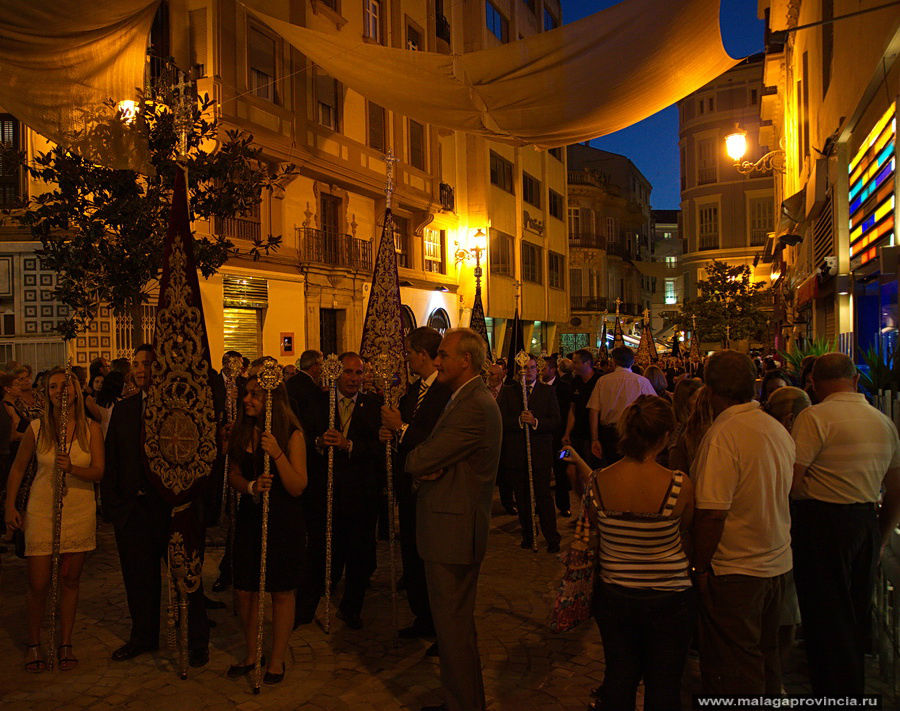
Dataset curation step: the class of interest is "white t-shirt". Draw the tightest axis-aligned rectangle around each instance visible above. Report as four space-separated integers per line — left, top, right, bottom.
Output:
693 401 795 578
586 366 657 426
792 392 900 504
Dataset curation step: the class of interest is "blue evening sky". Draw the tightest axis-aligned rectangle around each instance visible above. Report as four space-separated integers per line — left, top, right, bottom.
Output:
561 0 765 209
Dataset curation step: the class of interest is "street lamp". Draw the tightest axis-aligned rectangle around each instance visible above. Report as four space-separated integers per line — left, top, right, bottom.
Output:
455 227 488 298
725 125 785 175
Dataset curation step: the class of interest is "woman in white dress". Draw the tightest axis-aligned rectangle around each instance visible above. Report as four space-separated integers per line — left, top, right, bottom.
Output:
4 367 104 672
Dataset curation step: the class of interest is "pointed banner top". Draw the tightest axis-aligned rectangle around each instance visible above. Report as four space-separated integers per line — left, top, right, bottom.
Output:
384 149 399 211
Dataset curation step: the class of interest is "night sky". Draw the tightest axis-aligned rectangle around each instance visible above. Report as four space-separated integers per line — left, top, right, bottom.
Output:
561 0 765 209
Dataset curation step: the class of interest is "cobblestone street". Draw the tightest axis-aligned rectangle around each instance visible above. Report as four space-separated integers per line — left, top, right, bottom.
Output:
0 496 894 710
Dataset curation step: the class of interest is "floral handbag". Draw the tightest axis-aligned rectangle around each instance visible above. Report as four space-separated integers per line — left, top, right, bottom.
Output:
550 489 599 633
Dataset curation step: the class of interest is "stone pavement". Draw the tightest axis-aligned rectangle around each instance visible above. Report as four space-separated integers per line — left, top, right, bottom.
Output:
0 496 894 710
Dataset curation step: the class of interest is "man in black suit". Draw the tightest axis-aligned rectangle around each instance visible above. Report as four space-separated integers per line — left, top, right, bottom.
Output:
497 354 561 552
541 355 572 516
380 327 452 644
101 344 210 665
286 349 323 434
308 352 383 629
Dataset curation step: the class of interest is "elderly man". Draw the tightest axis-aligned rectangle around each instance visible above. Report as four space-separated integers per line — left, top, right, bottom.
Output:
791 353 900 695
406 328 502 711
587 345 656 465
692 350 794 695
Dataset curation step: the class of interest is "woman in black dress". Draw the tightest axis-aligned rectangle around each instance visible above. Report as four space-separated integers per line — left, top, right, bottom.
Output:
226 370 307 684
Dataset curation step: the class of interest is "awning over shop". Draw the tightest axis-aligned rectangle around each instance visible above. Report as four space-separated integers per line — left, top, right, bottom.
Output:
245 0 740 148
795 272 818 309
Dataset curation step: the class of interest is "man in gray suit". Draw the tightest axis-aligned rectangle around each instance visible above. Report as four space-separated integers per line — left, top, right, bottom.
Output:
406 328 502 711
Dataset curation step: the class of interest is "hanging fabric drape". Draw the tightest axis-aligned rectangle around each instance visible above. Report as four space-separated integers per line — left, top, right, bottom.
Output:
245 0 739 147
0 0 159 172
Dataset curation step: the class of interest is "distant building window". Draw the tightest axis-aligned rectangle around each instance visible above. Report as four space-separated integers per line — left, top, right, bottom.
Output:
522 172 541 208
606 216 616 241
543 9 558 31
424 228 446 274
490 228 513 276
549 251 564 289
522 241 542 284
368 102 386 152
665 279 676 305
665 256 677 267
548 189 564 220
485 1 509 43
407 23 421 51
698 204 719 250
663 232 673 240
364 0 383 43
393 215 410 268
749 197 774 246
697 138 716 185
548 147 563 161
248 27 278 102
408 119 426 171
489 151 514 193
750 88 758 104
0 115 21 209
568 207 580 238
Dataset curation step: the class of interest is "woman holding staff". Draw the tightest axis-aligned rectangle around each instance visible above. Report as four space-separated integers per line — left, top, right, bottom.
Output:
226 363 307 685
4 367 104 672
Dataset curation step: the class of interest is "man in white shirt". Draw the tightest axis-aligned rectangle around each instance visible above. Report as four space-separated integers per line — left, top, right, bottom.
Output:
587 346 656 464
791 352 900 695
692 350 795 695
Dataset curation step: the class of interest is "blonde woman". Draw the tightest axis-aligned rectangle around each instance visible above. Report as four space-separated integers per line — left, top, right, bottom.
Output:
4 368 104 672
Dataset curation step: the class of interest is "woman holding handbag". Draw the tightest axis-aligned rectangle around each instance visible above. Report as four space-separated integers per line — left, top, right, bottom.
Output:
4 367 104 673
561 395 695 711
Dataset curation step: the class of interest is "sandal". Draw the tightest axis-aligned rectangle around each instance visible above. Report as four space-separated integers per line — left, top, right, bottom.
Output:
24 644 45 673
57 644 78 671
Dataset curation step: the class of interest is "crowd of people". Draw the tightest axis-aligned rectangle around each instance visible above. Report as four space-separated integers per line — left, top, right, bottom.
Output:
1 332 898 711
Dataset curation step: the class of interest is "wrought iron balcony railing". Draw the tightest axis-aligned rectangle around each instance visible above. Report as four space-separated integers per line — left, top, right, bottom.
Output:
297 227 372 272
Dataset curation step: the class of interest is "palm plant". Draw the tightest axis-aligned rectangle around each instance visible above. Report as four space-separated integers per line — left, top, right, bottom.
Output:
858 343 898 396
778 338 837 378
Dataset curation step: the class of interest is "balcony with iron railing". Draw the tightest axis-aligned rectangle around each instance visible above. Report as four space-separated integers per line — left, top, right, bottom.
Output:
567 169 607 189
570 296 608 312
297 227 372 272
699 233 720 251
439 182 455 211
569 234 607 250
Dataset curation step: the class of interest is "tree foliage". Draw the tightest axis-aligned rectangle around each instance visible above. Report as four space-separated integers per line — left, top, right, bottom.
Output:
680 260 772 348
3 87 297 339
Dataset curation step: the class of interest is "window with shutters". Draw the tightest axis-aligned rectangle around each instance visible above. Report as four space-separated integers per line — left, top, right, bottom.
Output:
315 67 340 130
0 115 21 209
697 138 716 184
367 102 386 152
698 204 719 250
424 229 446 274
522 242 542 284
248 26 278 103
548 189 564 220
393 215 410 268
490 228 513 276
407 22 422 50
522 172 541 208
408 120 426 171
568 207 580 238
549 251 564 289
223 275 267 360
364 0 383 44
748 197 774 246
489 151 514 193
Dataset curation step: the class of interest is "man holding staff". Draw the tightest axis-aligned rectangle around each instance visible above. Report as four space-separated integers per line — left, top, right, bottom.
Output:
405 328 501 711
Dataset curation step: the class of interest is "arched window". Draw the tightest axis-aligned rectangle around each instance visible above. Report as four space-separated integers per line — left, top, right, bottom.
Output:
401 305 416 338
427 307 451 334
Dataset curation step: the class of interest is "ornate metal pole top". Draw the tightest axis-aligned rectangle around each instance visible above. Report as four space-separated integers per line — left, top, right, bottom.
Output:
257 357 283 392
222 354 243 380
371 352 398 401
384 149 399 211
322 354 343 386
615 297 622 316
643 307 651 323
514 349 531 371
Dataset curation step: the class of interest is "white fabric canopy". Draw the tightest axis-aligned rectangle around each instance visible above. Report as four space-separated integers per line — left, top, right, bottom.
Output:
0 0 158 171
247 0 740 147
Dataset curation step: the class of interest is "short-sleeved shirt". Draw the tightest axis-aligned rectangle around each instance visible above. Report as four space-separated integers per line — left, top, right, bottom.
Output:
693 401 794 578
792 392 900 504
569 372 600 438
586 367 657 427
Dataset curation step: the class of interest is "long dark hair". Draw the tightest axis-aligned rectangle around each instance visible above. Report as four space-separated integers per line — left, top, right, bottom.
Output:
95 370 125 408
227 374 301 463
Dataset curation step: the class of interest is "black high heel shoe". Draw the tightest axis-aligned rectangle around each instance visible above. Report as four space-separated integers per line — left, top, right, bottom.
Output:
263 662 285 685
226 655 265 678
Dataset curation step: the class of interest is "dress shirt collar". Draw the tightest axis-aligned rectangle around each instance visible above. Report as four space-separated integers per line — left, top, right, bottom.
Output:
714 400 760 424
451 375 482 400
821 391 866 404
420 370 439 388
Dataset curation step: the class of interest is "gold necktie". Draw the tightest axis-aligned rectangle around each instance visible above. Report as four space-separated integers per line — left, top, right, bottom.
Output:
340 396 354 437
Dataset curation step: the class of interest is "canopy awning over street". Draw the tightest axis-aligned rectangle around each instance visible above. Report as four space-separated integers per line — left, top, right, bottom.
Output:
246 0 739 148
0 0 741 169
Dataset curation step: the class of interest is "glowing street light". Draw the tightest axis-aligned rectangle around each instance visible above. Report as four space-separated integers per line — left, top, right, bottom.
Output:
725 124 785 176
116 99 139 125
725 129 747 162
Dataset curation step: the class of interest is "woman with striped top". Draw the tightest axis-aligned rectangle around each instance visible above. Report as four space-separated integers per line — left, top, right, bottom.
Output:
564 395 695 711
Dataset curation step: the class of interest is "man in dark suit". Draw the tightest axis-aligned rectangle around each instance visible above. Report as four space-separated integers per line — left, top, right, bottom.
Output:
541 354 572 516
101 344 210 665
286 349 323 434
380 327 452 644
406 328 502 711
498 353 562 552
309 352 382 629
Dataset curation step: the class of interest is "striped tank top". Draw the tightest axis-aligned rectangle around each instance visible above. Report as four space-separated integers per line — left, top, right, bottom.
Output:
593 470 691 591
